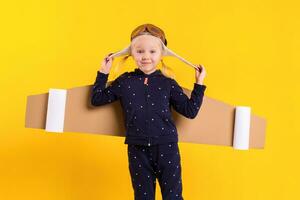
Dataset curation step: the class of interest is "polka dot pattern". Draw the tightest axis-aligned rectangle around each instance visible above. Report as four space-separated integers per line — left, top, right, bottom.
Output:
128 142 184 199
169 78 206 119
91 69 206 147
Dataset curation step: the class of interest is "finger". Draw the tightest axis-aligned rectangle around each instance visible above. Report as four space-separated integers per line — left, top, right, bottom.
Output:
197 65 202 72
200 65 206 72
105 55 113 62
108 52 114 59
201 65 206 73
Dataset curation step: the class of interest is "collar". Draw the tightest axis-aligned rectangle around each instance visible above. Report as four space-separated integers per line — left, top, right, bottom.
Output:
134 68 162 76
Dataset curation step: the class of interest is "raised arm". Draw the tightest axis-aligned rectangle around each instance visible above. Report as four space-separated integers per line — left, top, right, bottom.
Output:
170 64 207 118
90 71 123 106
169 79 206 119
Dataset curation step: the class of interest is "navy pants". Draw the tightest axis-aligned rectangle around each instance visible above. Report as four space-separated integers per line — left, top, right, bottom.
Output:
127 142 184 200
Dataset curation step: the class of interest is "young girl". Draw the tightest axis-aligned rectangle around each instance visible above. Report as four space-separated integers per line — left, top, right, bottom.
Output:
91 24 207 200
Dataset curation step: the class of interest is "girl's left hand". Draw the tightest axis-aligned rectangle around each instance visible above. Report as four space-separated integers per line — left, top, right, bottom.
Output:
195 64 207 85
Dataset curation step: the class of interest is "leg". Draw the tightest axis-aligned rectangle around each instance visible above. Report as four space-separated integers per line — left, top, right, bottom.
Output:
156 142 184 200
127 144 157 200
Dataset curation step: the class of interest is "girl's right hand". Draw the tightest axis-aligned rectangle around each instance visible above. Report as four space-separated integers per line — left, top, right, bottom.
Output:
99 53 114 74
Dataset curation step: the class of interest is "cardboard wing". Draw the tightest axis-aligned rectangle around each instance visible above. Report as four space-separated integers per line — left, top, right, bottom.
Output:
25 83 266 149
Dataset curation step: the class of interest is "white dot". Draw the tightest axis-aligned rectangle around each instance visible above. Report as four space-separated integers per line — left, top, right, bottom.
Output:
161 154 163 157
133 93 135 96
168 161 171 164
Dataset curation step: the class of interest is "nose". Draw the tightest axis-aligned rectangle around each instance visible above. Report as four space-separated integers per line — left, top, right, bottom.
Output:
142 53 151 60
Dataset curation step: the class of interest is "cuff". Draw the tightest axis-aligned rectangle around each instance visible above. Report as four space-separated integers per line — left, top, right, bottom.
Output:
193 83 207 93
96 70 109 81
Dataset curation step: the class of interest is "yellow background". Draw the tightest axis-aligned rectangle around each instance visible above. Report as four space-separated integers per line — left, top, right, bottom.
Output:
1 0 299 199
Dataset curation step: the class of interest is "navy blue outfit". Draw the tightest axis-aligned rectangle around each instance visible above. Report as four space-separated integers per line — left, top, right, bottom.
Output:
91 68 206 199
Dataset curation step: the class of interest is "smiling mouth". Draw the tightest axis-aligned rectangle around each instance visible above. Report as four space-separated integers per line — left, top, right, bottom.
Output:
141 62 151 64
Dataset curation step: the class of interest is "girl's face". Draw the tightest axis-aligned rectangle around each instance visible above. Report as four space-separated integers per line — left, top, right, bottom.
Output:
130 34 163 74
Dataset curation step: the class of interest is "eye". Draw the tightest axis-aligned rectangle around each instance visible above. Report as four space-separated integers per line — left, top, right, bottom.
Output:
137 50 143 53
151 50 156 53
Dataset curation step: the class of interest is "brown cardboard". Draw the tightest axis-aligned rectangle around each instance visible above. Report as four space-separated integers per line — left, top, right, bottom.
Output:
25 84 266 149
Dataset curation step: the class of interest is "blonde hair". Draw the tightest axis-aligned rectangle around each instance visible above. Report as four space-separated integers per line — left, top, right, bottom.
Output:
111 55 175 80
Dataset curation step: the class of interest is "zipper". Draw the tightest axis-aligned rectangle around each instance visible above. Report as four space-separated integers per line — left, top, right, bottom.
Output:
144 76 150 146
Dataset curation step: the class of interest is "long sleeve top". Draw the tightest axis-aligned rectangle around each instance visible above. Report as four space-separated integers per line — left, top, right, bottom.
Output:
91 68 206 146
